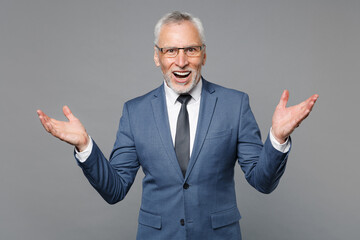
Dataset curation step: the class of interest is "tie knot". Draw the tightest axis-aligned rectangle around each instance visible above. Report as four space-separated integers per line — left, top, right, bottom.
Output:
177 94 192 105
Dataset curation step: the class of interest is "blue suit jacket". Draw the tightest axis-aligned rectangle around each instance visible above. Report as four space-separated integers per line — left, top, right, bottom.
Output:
77 79 290 240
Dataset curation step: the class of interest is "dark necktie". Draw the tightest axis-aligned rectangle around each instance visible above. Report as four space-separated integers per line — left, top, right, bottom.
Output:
175 94 192 177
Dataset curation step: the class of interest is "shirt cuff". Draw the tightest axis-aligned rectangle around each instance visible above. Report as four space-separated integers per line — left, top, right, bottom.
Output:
74 136 93 163
269 128 290 153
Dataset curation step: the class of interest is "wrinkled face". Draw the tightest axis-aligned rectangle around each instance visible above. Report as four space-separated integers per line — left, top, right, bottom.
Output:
154 21 206 94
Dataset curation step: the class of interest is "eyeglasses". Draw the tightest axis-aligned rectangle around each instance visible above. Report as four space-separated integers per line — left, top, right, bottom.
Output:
155 45 205 57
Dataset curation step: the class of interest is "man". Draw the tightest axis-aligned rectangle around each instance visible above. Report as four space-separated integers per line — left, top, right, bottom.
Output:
37 11 318 240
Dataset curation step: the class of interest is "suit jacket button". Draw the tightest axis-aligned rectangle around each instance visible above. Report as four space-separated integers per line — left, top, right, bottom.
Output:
183 183 189 189
180 219 185 226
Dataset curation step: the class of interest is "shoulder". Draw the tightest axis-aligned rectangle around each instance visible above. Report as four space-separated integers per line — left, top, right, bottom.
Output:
203 79 248 101
120 84 164 116
124 85 163 106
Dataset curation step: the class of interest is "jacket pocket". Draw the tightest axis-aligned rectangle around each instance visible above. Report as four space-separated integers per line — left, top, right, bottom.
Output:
206 129 232 140
210 206 241 229
138 209 162 230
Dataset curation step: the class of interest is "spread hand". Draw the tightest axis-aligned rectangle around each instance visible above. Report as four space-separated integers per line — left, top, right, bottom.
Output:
37 106 89 152
271 90 318 143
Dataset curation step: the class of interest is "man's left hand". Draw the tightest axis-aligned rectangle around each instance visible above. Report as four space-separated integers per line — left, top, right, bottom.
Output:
271 90 319 143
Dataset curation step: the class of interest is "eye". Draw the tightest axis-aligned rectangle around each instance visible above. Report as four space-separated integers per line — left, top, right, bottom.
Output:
166 48 176 53
187 47 196 52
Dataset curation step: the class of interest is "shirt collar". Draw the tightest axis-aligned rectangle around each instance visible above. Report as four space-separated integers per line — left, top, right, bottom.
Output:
164 78 202 105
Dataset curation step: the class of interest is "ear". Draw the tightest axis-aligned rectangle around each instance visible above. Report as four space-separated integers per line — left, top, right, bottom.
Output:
202 51 207 66
154 46 160 67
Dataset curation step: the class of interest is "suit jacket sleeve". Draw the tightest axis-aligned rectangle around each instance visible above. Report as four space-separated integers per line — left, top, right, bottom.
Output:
75 102 140 204
237 93 290 194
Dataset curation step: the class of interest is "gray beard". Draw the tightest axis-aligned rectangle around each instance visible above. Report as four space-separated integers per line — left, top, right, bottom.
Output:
164 71 200 94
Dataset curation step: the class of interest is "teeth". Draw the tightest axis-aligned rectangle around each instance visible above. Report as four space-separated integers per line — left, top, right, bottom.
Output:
174 71 190 76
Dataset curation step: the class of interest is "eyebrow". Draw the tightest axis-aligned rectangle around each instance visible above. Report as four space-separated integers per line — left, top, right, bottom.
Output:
161 45 202 48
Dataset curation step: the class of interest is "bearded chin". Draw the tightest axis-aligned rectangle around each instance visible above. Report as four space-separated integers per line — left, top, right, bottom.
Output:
164 71 200 94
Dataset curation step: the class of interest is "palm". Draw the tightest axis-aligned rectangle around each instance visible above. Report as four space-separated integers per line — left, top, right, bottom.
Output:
37 106 89 151
272 90 318 143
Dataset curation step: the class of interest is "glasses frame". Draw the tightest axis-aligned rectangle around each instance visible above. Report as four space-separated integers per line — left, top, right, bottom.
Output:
155 44 205 58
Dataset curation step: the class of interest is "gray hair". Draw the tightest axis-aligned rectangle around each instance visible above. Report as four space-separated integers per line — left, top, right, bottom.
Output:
154 11 205 45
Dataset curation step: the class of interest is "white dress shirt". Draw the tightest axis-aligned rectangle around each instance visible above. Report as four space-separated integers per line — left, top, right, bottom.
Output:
164 79 202 156
76 79 290 162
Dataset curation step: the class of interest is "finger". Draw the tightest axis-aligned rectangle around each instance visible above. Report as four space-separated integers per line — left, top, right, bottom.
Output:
37 110 61 133
49 124 63 139
37 109 48 119
278 90 289 108
295 94 319 125
39 116 50 132
297 93 318 110
37 110 51 131
37 109 53 122
63 105 76 121
310 94 319 106
42 116 57 134
304 94 319 111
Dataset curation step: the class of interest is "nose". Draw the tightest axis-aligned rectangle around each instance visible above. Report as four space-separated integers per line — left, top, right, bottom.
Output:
174 50 189 68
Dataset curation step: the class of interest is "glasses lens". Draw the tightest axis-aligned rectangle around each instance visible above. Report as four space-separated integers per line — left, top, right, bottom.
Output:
159 46 203 57
164 48 178 57
185 46 201 56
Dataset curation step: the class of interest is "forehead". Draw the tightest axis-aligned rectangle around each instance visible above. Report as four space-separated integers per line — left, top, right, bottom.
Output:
158 21 202 47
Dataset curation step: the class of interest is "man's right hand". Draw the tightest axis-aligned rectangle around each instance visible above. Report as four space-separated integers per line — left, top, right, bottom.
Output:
37 106 89 152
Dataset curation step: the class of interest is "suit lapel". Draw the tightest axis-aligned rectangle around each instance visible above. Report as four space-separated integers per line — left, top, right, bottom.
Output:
185 80 217 180
151 85 184 180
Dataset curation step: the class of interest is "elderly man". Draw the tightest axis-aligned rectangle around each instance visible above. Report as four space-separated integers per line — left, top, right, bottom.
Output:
37 11 318 240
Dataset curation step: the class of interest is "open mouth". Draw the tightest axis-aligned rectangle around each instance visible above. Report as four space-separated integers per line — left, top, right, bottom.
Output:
173 71 191 79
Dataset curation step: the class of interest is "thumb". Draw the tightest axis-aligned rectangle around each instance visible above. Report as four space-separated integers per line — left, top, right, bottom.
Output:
62 105 76 121
278 90 289 108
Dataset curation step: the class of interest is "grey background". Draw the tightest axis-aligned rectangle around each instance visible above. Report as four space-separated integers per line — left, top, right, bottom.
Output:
1 0 359 239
